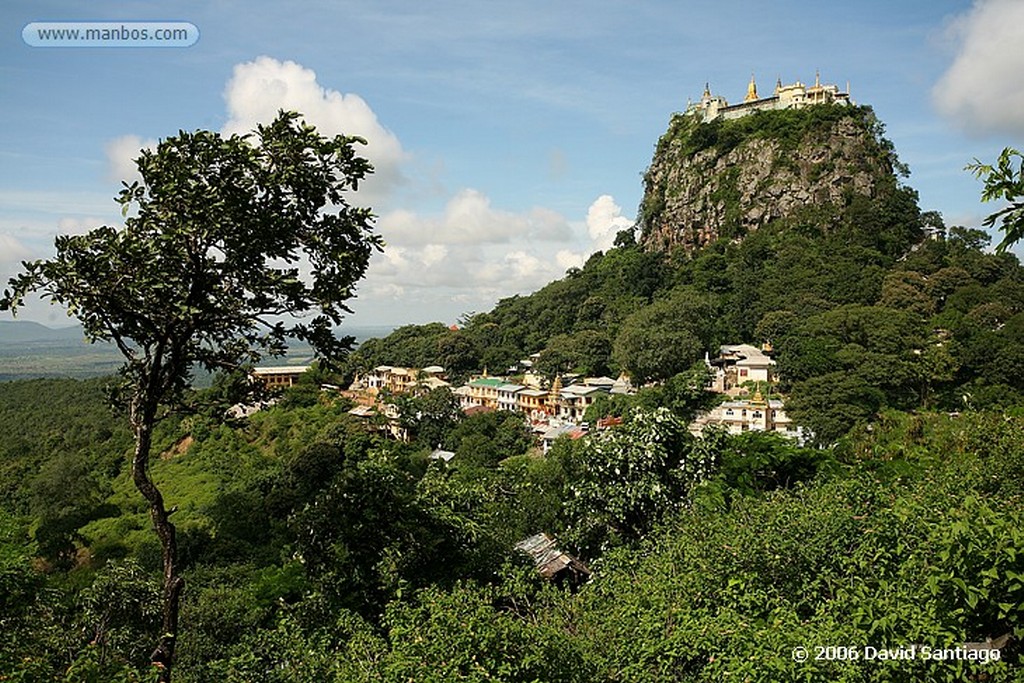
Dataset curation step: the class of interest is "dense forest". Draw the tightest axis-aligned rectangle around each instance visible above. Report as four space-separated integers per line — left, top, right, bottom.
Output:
3 378 1024 681
3 105 1024 681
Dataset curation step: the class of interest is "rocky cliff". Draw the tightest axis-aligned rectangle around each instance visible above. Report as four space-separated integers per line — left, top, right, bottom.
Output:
638 104 909 254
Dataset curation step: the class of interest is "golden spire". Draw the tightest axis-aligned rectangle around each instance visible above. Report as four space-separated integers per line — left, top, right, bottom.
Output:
744 74 759 102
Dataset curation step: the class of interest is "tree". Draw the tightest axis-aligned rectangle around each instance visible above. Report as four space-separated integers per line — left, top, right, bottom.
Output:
565 408 721 555
1 111 381 680
394 386 462 449
534 330 613 380
968 147 1024 253
612 290 717 385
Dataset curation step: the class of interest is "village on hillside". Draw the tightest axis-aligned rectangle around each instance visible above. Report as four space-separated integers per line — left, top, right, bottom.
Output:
253 341 804 452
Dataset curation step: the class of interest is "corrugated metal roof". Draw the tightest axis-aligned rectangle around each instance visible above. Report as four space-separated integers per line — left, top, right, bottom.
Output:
514 532 590 581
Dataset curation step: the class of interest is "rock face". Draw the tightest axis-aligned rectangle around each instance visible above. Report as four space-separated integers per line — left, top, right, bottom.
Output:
638 105 902 254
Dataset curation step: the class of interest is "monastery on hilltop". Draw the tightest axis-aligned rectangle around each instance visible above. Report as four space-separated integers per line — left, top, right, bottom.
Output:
686 72 852 123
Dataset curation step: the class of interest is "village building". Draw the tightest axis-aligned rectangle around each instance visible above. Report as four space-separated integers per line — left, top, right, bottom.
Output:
428 448 456 463
706 344 776 393
540 423 587 452
497 383 526 412
514 532 590 585
252 365 311 389
351 365 449 398
557 383 608 422
517 388 550 420
453 384 475 409
689 390 802 439
467 376 505 409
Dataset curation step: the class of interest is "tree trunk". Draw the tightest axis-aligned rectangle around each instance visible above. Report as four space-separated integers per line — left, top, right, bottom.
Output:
131 401 184 682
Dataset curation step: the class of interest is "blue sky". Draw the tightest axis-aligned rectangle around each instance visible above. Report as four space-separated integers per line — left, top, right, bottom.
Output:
2 0 1023 328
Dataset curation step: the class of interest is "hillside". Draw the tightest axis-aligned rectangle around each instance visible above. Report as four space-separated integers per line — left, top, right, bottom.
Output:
637 105 917 255
346 102 1024 444
2 99 1024 681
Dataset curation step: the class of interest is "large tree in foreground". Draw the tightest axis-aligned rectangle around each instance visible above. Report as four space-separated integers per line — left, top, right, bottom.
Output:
0 111 382 681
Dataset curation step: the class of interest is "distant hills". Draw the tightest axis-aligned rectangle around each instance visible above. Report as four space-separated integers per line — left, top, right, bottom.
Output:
0 321 397 382
0 320 89 344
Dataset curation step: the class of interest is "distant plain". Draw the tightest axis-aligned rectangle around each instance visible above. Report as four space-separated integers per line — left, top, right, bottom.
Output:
0 321 394 382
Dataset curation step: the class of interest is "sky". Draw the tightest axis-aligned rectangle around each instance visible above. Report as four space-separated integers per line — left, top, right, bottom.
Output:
2 0 1024 329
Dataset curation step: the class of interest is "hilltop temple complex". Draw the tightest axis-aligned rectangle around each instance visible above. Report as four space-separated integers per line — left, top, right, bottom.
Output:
686 72 852 123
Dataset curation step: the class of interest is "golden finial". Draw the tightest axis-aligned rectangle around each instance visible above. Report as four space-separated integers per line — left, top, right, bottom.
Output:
745 73 758 102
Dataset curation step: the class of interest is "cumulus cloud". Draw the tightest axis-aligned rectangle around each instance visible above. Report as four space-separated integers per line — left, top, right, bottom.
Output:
555 249 586 271
0 234 32 264
377 188 574 246
222 56 407 200
104 134 157 183
933 0 1024 136
548 195 635 274
360 192 636 323
586 194 634 251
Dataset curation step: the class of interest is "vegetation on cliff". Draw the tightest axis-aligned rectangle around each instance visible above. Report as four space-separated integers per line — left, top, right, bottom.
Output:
638 105 917 255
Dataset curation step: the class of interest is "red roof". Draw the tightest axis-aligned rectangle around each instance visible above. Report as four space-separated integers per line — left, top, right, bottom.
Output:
463 405 496 416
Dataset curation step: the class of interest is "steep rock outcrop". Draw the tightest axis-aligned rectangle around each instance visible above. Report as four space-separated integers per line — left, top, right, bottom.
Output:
638 105 906 254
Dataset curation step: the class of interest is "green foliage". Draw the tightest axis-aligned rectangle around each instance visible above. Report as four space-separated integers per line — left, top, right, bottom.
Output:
30 453 111 568
710 430 833 501
534 329 613 379
968 147 1024 252
348 323 452 374
565 417 1024 682
565 408 720 555
362 579 594 683
393 386 462 449
443 409 533 465
612 289 718 384
0 378 132 516
1 111 383 678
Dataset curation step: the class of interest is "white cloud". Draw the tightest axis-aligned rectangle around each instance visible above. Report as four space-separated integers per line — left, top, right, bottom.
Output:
586 194 633 251
104 135 157 183
378 188 574 246
0 234 32 264
56 216 106 235
222 56 407 201
555 249 586 270
547 194 636 271
360 192 636 321
933 0 1024 136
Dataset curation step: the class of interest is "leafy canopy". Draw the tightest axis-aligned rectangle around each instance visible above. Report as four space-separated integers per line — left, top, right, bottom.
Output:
968 147 1024 253
2 110 382 405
